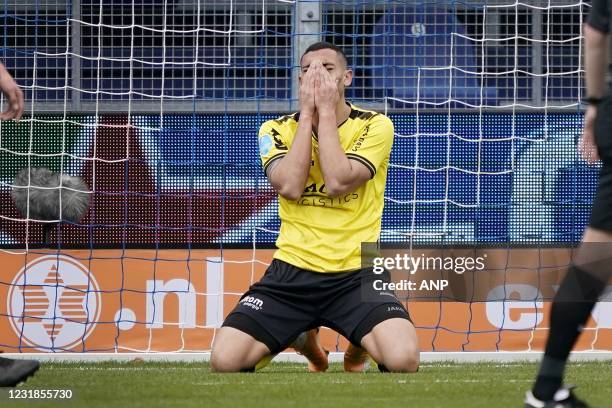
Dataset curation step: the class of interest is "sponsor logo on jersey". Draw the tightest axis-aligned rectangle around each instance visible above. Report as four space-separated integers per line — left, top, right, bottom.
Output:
351 125 370 152
298 193 360 207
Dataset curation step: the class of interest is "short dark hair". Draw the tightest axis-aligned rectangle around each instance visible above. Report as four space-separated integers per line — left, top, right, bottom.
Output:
301 41 349 67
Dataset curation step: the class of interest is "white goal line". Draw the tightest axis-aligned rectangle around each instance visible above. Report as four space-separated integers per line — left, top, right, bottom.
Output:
3 352 611 364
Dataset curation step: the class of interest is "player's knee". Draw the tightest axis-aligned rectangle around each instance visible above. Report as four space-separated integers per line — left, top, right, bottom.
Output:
210 350 244 373
385 355 419 373
380 347 419 373
210 326 269 372
210 334 245 372
385 352 419 373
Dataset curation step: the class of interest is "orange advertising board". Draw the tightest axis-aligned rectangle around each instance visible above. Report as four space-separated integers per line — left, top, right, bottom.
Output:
0 249 610 353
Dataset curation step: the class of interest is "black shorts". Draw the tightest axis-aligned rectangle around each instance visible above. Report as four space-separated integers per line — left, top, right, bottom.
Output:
591 96 612 232
222 259 411 354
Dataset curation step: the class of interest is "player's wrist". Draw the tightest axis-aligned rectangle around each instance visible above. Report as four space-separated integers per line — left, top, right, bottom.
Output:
317 110 336 121
584 105 598 123
299 110 315 121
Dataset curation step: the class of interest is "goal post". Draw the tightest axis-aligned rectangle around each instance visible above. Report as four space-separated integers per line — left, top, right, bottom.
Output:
1 0 610 359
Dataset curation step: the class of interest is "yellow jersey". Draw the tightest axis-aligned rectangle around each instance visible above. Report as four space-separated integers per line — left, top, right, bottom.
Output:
258 102 394 272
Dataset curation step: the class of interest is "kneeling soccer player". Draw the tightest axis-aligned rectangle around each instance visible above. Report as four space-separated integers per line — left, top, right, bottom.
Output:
210 42 419 373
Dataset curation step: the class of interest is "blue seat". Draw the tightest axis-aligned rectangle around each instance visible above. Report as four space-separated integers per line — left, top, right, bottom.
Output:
370 6 497 105
485 46 531 100
79 45 291 100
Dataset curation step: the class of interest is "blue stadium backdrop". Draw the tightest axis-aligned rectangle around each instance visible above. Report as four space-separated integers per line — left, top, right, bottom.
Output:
0 112 596 246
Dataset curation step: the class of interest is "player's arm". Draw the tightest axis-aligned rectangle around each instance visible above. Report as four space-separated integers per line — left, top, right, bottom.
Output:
579 0 610 163
317 112 370 197
584 3 609 99
0 62 24 121
265 65 316 200
266 118 313 201
584 29 608 92
313 63 371 197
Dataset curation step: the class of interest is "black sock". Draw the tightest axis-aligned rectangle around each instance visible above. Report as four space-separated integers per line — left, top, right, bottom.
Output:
532 356 565 401
532 265 605 401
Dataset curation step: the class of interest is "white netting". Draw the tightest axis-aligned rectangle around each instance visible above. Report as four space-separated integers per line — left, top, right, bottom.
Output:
2 0 608 355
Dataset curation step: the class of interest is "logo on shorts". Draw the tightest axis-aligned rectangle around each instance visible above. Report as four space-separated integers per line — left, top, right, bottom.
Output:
240 296 263 311
380 291 397 299
387 305 404 313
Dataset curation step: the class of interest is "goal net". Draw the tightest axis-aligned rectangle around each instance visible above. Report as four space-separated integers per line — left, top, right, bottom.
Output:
1 0 610 356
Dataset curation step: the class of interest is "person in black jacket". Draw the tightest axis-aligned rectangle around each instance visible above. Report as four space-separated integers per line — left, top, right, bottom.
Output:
525 1 612 407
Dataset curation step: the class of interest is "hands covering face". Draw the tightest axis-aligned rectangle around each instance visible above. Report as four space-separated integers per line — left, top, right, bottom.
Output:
299 59 340 116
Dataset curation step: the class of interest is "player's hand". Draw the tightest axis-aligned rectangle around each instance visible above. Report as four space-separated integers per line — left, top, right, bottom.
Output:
314 62 339 112
579 104 600 164
299 63 316 118
0 63 24 121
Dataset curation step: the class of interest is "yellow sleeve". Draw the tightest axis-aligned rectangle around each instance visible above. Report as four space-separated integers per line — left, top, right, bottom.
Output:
345 114 394 179
258 120 289 175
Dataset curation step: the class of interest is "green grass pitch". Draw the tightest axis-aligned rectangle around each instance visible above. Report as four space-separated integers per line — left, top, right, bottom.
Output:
1 361 611 407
